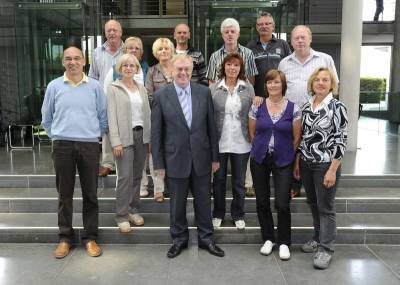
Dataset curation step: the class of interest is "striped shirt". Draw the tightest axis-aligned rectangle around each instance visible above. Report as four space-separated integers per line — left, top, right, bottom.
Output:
278 48 338 108
186 47 208 86
206 44 258 82
88 41 124 88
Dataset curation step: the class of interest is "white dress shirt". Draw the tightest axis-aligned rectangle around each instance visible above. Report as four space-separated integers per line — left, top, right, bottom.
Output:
218 79 251 154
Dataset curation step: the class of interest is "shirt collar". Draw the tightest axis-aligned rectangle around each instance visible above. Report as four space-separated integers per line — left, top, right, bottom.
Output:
257 35 276 45
288 48 318 63
309 92 333 111
221 43 243 54
173 81 191 95
63 72 88 87
218 78 246 90
102 41 124 53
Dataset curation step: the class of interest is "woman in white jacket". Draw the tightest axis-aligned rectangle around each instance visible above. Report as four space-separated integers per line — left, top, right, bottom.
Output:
107 54 151 233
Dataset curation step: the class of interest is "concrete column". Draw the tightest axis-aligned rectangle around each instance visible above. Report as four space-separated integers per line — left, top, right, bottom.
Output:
339 0 363 151
389 0 400 123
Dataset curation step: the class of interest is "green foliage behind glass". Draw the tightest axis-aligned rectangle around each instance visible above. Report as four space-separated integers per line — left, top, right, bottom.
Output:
360 77 386 103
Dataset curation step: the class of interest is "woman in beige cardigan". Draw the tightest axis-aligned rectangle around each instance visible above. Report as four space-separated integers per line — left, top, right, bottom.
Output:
107 54 151 233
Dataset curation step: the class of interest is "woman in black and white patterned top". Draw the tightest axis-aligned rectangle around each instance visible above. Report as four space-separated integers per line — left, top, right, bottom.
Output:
293 67 348 270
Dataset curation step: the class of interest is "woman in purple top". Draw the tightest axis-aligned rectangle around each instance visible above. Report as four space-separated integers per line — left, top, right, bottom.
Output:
249 69 301 260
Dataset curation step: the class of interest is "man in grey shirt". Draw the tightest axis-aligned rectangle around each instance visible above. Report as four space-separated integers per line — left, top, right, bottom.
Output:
89 19 124 177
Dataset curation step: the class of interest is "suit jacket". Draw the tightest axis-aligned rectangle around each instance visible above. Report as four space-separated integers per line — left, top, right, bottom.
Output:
151 82 218 178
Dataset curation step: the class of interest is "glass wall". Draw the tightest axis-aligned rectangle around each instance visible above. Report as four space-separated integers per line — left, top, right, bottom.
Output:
11 1 95 125
189 0 302 61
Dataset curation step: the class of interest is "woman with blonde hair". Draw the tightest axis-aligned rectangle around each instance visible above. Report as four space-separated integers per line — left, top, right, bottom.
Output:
294 67 347 269
104 36 149 89
107 54 151 233
144 37 175 202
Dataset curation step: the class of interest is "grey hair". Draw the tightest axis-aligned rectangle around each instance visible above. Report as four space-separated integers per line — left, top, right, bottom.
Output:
220 18 240 34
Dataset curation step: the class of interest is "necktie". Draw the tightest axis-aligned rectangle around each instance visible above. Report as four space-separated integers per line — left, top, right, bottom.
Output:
179 90 191 127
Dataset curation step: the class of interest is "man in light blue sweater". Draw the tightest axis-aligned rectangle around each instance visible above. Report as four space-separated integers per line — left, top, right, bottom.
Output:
41 46 108 259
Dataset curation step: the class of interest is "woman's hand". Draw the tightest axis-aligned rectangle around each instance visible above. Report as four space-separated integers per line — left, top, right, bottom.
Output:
113 145 123 157
323 169 336 189
252 96 264 108
293 156 301 180
212 162 220 173
293 163 300 181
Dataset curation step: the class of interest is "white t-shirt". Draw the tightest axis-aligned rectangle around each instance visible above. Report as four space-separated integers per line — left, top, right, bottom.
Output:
218 79 251 154
121 86 143 128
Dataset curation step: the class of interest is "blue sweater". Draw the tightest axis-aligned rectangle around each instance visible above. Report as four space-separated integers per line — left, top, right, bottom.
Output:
41 76 108 142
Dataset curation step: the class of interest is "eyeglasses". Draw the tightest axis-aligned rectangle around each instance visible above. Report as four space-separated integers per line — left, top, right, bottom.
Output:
122 64 136 69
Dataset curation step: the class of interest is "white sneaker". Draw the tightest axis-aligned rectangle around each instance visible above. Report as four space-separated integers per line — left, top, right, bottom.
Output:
117 221 131 233
212 218 222 229
128 213 144 226
140 189 149 197
260 240 274 256
279 245 291 260
235 219 245 230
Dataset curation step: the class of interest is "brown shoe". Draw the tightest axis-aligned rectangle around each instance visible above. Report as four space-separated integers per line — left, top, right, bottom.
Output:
290 188 301 198
154 192 164 203
99 167 112 177
245 187 255 197
54 241 71 259
86 240 102 257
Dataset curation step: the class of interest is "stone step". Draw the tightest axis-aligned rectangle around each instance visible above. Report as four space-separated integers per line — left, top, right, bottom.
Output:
0 213 399 244
1 174 400 188
0 187 400 213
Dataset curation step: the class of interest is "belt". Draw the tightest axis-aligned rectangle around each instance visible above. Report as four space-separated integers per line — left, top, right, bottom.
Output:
133 126 143 131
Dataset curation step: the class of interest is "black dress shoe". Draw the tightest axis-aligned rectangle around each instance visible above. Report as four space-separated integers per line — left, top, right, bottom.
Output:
199 243 225 257
167 244 187 258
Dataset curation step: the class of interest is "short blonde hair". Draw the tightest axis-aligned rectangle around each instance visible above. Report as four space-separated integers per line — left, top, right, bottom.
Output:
115 54 141 75
152 38 175 59
123 37 143 53
307 67 339 96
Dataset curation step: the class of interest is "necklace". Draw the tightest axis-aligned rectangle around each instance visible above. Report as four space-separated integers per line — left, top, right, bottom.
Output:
268 97 284 106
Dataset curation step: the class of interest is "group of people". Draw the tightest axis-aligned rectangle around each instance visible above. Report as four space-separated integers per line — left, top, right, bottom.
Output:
41 12 348 270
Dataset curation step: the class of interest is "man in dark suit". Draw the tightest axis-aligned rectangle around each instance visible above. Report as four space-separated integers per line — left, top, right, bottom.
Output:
151 54 224 258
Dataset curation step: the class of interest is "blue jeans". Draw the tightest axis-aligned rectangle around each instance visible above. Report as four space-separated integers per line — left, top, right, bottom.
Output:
213 152 249 221
300 159 340 252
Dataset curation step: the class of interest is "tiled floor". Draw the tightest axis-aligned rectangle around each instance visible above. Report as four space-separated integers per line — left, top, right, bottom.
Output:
0 244 399 285
1 116 399 175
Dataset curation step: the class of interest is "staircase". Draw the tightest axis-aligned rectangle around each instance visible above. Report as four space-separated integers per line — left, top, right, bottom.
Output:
0 174 400 244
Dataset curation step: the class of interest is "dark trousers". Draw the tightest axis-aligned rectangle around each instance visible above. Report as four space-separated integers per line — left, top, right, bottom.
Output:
250 154 292 246
213 152 249 221
52 140 100 243
167 166 214 247
374 0 384 20
300 160 339 252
